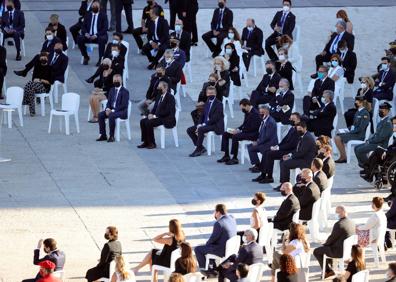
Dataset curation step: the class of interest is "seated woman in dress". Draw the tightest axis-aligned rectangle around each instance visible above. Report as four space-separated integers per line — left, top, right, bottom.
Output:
111 256 135 282
88 58 115 123
220 27 243 57
174 242 197 275
328 54 344 83
132 219 185 282
223 43 241 87
334 244 365 282
276 254 298 282
23 52 54 116
276 48 294 90
212 56 231 101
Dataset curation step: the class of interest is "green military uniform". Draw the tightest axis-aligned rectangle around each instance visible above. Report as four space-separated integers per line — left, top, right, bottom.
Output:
338 107 370 143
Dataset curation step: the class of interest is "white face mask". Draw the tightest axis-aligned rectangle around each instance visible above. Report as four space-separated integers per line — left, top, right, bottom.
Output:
175 25 182 32
361 83 367 89
278 55 286 61
282 44 289 49
215 64 222 71
112 39 120 45
165 58 172 63
242 235 247 243
46 34 54 41
225 49 232 55
321 97 327 104
247 26 253 31
283 5 290 12
228 33 234 40
381 64 389 71
111 50 119 57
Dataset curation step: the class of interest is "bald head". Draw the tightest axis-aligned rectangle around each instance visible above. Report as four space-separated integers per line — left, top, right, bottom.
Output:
301 168 313 182
281 182 293 195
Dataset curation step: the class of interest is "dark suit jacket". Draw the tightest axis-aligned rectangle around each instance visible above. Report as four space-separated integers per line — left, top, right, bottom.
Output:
277 272 298 282
241 26 264 55
314 170 328 194
1 9 25 34
49 52 68 83
323 156 336 179
104 42 127 59
324 31 355 53
206 214 237 257
171 30 191 62
298 181 321 221
291 132 317 166
147 17 169 46
270 11 296 38
257 116 278 150
48 23 68 50
0 0 20 10
255 73 282 95
270 90 294 120
33 249 66 271
374 69 396 100
0 45 6 74
106 87 129 118
96 240 122 276
200 98 224 135
79 0 93 18
172 48 186 68
233 242 263 265
368 116 393 147
310 102 337 137
323 217 355 258
273 194 300 231
276 61 294 90
278 127 299 153
311 77 335 98
387 201 396 229
151 92 177 128
146 74 170 100
41 37 62 55
158 59 183 91
82 12 108 37
238 108 261 135
210 7 233 32
338 50 357 84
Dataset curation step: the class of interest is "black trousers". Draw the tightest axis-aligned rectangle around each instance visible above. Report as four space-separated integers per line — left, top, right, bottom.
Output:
202 30 227 55
0 68 5 96
250 91 275 108
115 0 133 32
313 246 338 273
69 22 82 43
168 3 183 30
280 158 308 183
77 35 107 60
187 124 215 148
140 117 164 145
98 110 125 137
271 111 290 125
142 42 167 64
184 7 199 43
3 31 23 52
261 150 287 177
242 50 262 71
265 31 280 61
132 27 146 50
220 132 256 157
315 52 332 70
302 95 320 116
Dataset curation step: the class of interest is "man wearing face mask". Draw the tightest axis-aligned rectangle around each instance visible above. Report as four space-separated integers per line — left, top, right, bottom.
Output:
310 158 328 194
202 0 233 58
170 19 191 63
1 0 25 60
265 0 295 61
269 78 294 125
103 32 127 59
48 43 68 85
337 39 357 84
269 182 300 231
354 102 393 168
293 169 320 222
373 57 396 101
0 0 20 12
69 0 96 45
85 226 122 281
306 90 337 138
241 18 264 71
187 86 224 157
168 35 186 68
165 0 185 31
48 14 68 51
158 49 182 93
249 60 281 108
313 206 355 279
218 99 261 165
97 74 129 142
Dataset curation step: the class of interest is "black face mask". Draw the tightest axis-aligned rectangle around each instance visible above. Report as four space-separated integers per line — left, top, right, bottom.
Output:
379 110 386 118
40 59 48 65
170 42 177 49
54 48 62 54
157 72 163 77
218 2 225 8
147 0 153 5
251 199 257 206
289 120 295 126
297 130 304 136
102 64 110 70
242 109 249 114
104 233 110 240
157 88 164 93
113 81 121 88
6 5 13 11
260 114 266 119
92 7 99 13
266 68 273 74
354 102 360 109
281 190 287 196
301 178 308 184
209 81 216 86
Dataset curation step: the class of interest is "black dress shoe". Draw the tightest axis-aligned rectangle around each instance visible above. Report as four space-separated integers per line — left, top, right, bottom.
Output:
137 143 147 148
96 135 107 141
189 149 203 157
147 62 156 70
249 165 258 172
191 42 198 46
7 41 14 46
108 27 115 32
359 169 367 175
252 174 265 182
200 147 207 155
16 54 22 61
85 77 94 83
217 155 230 163
335 158 347 163
310 73 318 79
225 158 239 165
14 70 27 77
123 28 134 34
273 185 281 191
251 166 261 173
107 136 115 142
83 56 90 65
146 143 157 149
259 177 274 184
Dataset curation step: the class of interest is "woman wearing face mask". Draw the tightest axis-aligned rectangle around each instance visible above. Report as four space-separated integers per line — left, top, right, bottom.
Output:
333 244 365 282
88 58 114 123
212 56 231 101
223 43 241 87
385 263 396 282
328 54 344 83
220 27 243 57
336 9 353 34
275 48 294 90
277 35 299 66
22 52 54 116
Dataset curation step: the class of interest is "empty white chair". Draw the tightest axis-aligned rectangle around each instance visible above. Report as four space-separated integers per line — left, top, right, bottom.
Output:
152 248 181 282
184 61 193 83
0 86 24 128
115 100 132 142
334 78 346 114
321 235 357 280
259 222 274 263
204 235 240 270
158 107 180 148
48 93 80 135
252 55 265 78
98 260 116 282
183 272 203 282
122 40 130 86
88 99 108 121
207 114 228 156
32 86 54 117
53 66 69 104
346 124 371 164
247 263 265 282
239 140 253 165
351 269 369 282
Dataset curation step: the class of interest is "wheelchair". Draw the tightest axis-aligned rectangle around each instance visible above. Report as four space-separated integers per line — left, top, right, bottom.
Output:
373 159 396 190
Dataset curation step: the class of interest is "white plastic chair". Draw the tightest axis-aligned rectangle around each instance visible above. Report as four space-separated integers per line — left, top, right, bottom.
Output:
48 93 80 135
207 114 228 156
223 92 234 119
239 61 249 88
252 55 265 78
292 25 301 49
53 66 69 104
0 86 24 128
88 99 108 121
98 260 116 282
184 61 193 83
183 272 203 282
300 200 321 242
158 107 180 149
258 222 273 263
30 86 54 117
53 270 65 281
64 36 69 55
331 114 339 155
321 235 357 280
247 263 265 282
204 235 240 270
291 53 304 97
351 269 369 282
334 78 346 114
151 248 181 282
239 140 253 165
115 100 132 142
272 209 300 250
319 176 334 230
295 252 311 282
173 86 182 110
346 124 371 164
121 40 130 86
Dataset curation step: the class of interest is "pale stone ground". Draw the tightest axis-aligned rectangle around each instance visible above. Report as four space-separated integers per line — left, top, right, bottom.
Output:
1 3 396 282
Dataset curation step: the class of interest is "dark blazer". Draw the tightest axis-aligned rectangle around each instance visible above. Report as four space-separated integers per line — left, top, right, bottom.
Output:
270 89 294 122
82 12 108 37
1 9 25 34
276 61 294 90
277 272 298 282
0 0 20 10
324 31 355 53
323 156 336 179
374 69 396 101
313 170 328 194
311 77 335 98
270 11 296 38
79 0 93 18
257 116 278 150
200 98 224 135
310 101 337 137
41 37 62 54
106 87 130 118
368 115 393 148
151 92 177 128
255 73 282 94
104 42 127 59
323 217 355 258
233 242 263 266
206 214 237 257
48 23 68 50
387 201 396 229
241 26 264 55
0 46 6 74
238 108 261 135
171 30 191 62
172 47 186 68
33 249 66 271
146 74 170 100
96 240 122 276
278 127 299 153
291 132 317 166
49 52 68 83
298 181 321 221
273 193 300 231
159 59 183 91
147 17 169 46
338 50 357 84
210 7 233 32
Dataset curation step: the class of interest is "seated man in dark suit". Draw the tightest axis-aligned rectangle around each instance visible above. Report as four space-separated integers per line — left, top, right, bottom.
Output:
276 121 317 190
103 32 127 59
253 112 301 183
303 65 335 116
270 78 294 125
373 57 396 101
195 204 237 270
311 158 328 194
218 99 261 165
241 18 264 71
265 0 295 61
48 43 68 84
314 19 354 71
168 35 186 68
269 182 300 231
202 0 233 58
249 60 281 108
313 206 355 279
158 49 183 93
77 1 109 65
217 228 263 282
247 104 278 172
337 40 357 84
1 0 25 60
294 169 320 221
307 90 337 138
319 144 336 179
138 81 176 149
142 6 169 69
69 0 94 45
187 86 224 157
96 74 129 142
48 14 68 51
171 19 191 63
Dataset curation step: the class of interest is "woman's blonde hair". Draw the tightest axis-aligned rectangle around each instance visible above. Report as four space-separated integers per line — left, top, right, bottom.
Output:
361 76 375 89
169 219 185 242
213 56 230 71
115 256 130 281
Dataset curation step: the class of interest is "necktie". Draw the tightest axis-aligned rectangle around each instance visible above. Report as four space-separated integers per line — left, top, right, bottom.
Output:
331 34 341 53
217 10 223 30
247 30 251 40
155 95 164 115
91 14 96 35
341 51 346 61
9 11 12 25
50 55 58 65
259 120 265 133
113 88 119 108
280 12 286 29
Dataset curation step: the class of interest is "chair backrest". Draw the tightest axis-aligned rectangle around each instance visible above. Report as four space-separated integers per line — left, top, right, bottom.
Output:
332 113 338 132
61 93 80 113
327 176 334 191
311 199 321 220
122 40 130 56
342 235 358 260
183 272 203 282
258 222 273 247
351 269 369 282
109 260 116 279
64 66 69 84
292 25 301 45
5 86 24 106
169 248 181 272
127 100 132 119
292 209 300 223
364 124 371 141
225 235 240 259
175 107 181 123
247 263 265 282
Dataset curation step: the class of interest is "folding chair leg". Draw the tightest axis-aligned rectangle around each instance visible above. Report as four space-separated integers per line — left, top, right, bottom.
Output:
18 107 23 126
160 127 165 149
74 113 80 133
48 113 53 134
40 97 46 117
126 122 131 140
172 127 179 147
7 111 12 128
65 115 70 135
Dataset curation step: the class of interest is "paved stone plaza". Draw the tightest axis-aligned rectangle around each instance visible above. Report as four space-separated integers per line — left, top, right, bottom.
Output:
1 1 396 281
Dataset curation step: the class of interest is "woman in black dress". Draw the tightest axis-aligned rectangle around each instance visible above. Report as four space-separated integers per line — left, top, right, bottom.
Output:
223 43 241 87
132 219 185 282
334 244 365 282
276 254 298 282
276 48 294 90
174 242 197 275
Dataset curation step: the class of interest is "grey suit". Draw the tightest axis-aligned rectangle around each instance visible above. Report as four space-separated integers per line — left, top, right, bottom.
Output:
313 170 328 194
339 108 370 143
313 217 355 273
354 115 393 166
298 181 321 221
